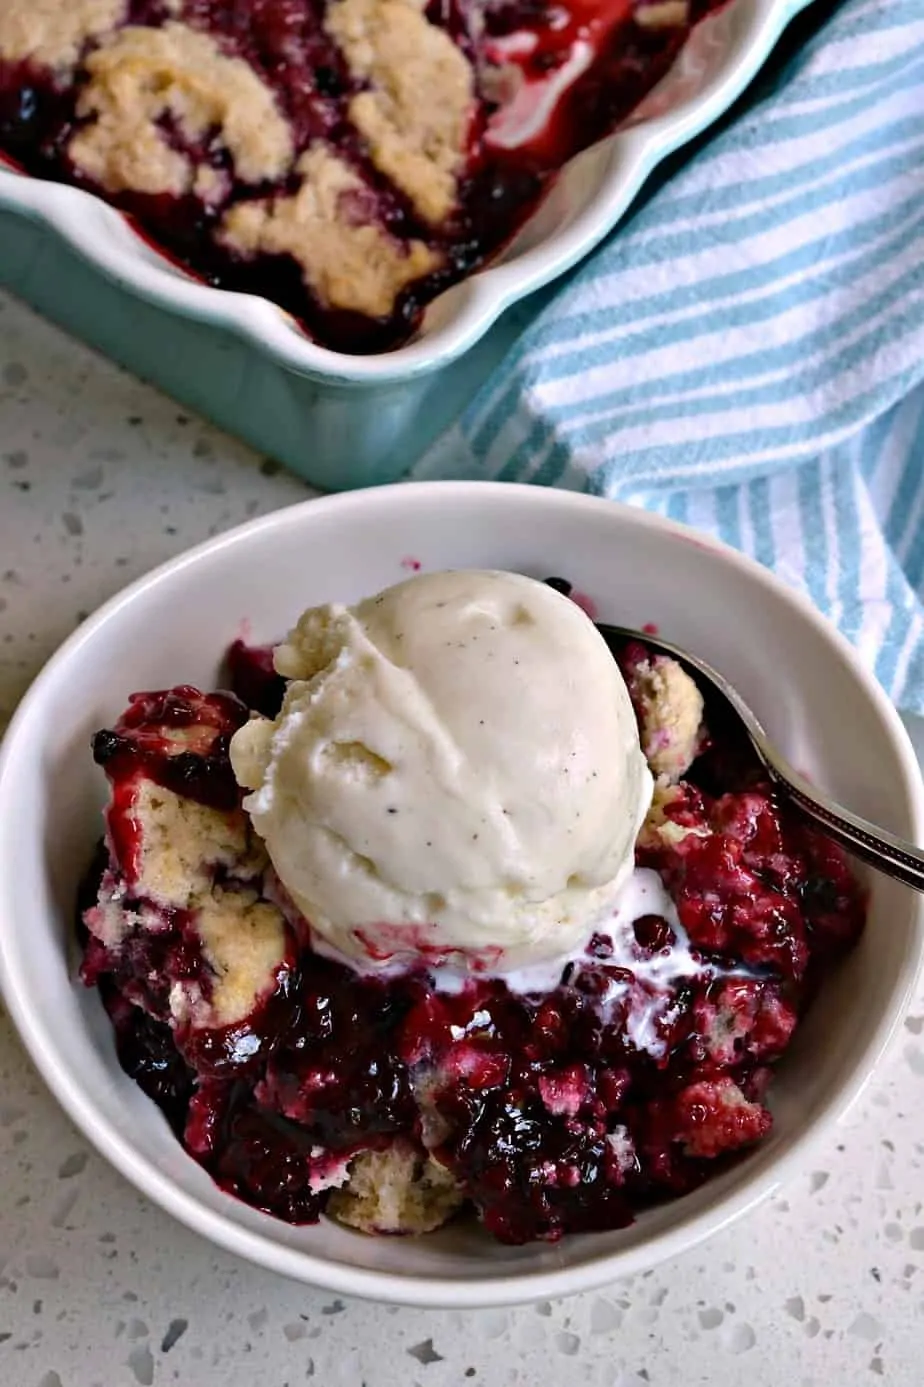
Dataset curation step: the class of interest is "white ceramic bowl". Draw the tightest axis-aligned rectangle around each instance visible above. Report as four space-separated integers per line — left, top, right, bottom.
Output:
1 482 921 1308
0 0 807 382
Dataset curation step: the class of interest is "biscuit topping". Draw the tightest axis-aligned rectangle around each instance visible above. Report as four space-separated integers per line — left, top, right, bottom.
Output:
0 0 125 72
69 23 293 197
221 144 441 318
326 0 474 224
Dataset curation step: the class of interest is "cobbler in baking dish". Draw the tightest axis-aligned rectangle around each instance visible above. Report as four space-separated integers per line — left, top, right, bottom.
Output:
0 0 723 353
77 575 865 1244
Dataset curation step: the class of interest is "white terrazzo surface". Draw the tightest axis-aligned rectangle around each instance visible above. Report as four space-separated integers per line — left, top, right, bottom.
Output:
2 289 924 1387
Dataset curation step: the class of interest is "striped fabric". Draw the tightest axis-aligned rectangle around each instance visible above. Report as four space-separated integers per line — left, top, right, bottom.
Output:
410 0 924 714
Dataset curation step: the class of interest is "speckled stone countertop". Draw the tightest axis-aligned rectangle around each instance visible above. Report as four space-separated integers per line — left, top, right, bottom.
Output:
2 290 924 1387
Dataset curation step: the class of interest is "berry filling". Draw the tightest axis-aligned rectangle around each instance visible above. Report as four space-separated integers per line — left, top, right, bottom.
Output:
77 608 865 1243
1 0 724 353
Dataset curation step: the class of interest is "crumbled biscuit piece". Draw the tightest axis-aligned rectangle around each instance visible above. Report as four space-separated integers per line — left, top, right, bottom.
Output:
675 1077 771 1159
84 881 141 951
0 0 125 71
221 144 441 318
326 0 473 224
635 0 690 27
639 777 707 849
329 1144 464 1233
127 779 266 905
229 714 275 796
69 22 293 198
273 605 352 681
631 655 704 782
160 722 227 755
193 164 229 203
176 888 288 1027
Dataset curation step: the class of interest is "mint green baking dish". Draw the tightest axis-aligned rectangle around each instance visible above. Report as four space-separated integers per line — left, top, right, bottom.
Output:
0 0 807 491
0 208 553 491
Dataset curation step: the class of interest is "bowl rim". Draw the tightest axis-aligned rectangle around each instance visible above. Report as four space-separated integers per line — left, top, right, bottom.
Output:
0 0 809 386
1 481 922 1308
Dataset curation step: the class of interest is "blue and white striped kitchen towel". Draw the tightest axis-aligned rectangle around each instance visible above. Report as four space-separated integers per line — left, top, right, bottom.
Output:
411 0 924 714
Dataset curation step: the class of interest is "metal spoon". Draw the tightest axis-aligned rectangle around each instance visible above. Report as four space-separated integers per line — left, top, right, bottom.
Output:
542 581 924 890
596 619 924 892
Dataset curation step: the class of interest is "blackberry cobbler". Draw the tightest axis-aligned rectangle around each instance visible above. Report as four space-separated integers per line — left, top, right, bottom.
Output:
1 0 723 352
78 576 865 1243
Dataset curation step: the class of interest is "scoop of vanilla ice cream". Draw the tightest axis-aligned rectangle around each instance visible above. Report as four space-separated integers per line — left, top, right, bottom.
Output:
230 570 652 970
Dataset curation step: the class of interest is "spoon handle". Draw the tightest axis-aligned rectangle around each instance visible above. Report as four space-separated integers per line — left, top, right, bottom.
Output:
763 756 924 894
